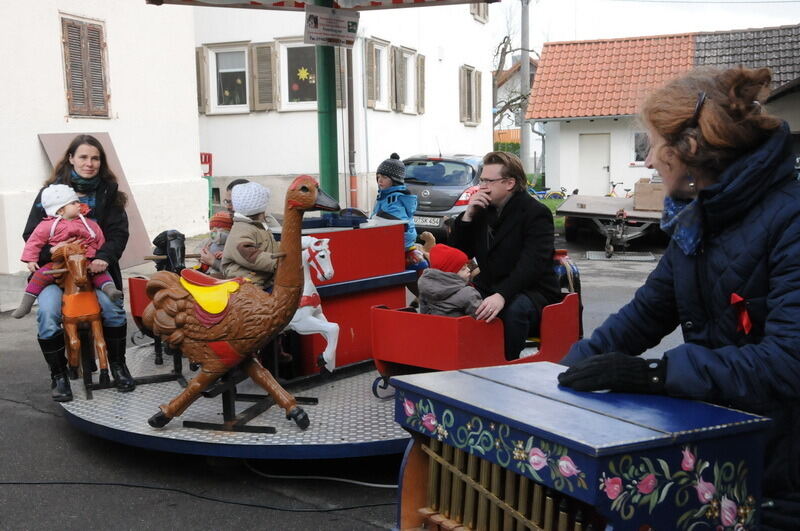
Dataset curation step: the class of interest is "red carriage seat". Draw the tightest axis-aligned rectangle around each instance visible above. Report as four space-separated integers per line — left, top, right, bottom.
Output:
371 293 580 379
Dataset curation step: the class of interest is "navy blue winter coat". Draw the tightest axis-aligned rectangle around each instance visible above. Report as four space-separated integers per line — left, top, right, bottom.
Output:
563 124 800 497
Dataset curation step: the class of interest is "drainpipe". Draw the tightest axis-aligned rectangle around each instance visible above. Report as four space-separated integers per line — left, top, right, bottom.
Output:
346 47 357 208
315 0 339 201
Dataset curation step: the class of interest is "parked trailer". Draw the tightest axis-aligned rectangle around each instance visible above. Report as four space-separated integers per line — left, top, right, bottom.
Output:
558 195 662 257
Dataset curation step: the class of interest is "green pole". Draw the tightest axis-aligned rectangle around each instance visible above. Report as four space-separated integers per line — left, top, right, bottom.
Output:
315 0 339 201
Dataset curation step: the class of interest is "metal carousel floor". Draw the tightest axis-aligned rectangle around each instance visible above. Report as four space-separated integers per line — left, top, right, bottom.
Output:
61 344 410 459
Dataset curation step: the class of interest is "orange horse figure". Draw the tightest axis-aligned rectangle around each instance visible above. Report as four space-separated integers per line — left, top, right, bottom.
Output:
49 242 111 386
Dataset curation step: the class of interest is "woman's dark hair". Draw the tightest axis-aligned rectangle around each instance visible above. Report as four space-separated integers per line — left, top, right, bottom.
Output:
482 151 527 191
640 66 783 178
46 134 127 208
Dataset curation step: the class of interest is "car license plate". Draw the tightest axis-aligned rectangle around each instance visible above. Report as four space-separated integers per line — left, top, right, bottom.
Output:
414 216 440 227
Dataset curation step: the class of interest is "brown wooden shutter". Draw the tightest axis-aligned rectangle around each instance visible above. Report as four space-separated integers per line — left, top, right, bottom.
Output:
195 46 208 113
416 54 425 115
250 43 275 111
392 46 405 112
85 23 108 116
62 18 88 116
475 70 482 123
389 46 398 111
459 66 468 123
335 48 346 108
366 40 376 109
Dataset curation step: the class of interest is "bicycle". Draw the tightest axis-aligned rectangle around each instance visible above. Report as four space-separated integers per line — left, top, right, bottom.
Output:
528 186 568 201
606 182 633 198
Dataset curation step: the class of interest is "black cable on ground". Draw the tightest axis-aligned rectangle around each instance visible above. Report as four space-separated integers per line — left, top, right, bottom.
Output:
0 481 395 513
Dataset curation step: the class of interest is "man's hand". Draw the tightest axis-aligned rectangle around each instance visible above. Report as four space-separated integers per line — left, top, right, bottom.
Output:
557 352 666 394
26 261 40 273
199 245 216 267
475 293 505 322
462 190 491 222
89 259 109 274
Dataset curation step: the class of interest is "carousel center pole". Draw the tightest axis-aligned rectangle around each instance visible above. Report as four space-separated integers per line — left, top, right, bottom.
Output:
315 0 339 202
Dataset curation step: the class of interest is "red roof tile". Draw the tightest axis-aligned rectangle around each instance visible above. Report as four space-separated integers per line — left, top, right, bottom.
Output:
527 33 694 120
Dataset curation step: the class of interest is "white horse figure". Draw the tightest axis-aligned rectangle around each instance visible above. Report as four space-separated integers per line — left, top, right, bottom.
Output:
285 236 339 372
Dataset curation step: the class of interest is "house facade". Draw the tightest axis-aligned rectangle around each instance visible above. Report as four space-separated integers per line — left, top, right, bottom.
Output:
194 6 495 214
493 57 542 172
0 0 207 308
528 24 800 196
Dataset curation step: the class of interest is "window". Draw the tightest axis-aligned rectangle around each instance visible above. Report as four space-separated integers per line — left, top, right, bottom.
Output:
206 45 250 114
61 16 109 117
459 65 482 125
470 3 489 23
367 38 391 110
634 132 650 163
196 40 341 114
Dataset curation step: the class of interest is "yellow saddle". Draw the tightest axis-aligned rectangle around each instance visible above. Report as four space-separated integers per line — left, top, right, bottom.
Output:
179 269 246 314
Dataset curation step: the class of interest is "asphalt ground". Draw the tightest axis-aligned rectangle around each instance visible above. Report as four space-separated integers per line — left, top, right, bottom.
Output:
0 232 677 530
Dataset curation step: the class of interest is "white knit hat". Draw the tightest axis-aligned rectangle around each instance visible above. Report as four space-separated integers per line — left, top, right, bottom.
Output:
41 184 80 217
231 182 270 217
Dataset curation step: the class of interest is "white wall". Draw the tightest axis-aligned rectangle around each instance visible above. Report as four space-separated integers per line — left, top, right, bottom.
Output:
194 5 495 214
543 117 654 195
0 0 207 278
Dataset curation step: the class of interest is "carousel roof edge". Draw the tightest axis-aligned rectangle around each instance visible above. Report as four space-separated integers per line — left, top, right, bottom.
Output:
145 0 488 11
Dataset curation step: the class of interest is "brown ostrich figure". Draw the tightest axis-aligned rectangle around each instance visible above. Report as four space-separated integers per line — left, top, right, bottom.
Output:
143 175 339 429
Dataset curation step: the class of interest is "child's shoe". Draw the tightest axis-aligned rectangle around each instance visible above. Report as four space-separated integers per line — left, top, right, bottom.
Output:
12 293 36 319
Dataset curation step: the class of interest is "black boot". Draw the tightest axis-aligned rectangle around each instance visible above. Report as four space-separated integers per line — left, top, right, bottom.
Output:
38 333 73 402
105 324 136 392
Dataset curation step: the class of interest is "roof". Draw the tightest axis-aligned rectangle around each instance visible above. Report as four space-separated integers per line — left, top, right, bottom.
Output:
495 58 538 88
493 129 521 143
528 23 800 120
146 0 476 11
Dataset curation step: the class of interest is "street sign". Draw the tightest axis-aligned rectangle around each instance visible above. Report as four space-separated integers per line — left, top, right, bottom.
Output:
304 6 359 48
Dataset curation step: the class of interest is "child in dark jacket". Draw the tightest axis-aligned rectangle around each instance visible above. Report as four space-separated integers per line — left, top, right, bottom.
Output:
418 244 482 317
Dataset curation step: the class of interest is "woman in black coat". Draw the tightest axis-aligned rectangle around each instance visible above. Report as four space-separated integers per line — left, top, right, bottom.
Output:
23 134 135 401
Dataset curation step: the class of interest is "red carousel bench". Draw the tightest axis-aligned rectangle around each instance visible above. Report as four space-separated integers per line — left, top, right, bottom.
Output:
370 293 580 395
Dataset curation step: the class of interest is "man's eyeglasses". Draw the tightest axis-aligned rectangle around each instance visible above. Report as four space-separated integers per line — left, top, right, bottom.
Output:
478 177 510 185
223 199 233 206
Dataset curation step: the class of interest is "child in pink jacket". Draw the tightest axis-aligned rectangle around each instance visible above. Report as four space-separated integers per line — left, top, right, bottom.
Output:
12 184 123 318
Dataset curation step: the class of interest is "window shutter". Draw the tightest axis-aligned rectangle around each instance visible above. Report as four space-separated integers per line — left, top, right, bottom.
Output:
416 54 425 115
392 46 405 112
459 66 468 123
335 48 346 108
195 46 208 114
366 40 376 109
250 43 275 111
85 23 108 116
475 70 482 123
62 18 88 116
389 46 398 111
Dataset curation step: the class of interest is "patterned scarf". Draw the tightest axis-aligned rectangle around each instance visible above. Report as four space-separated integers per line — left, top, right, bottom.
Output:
70 169 101 194
660 195 703 256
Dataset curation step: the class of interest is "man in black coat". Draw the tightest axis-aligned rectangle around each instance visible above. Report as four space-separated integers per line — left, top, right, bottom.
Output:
450 151 561 359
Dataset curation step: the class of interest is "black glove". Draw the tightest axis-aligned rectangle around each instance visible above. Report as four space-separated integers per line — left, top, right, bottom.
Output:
557 352 667 394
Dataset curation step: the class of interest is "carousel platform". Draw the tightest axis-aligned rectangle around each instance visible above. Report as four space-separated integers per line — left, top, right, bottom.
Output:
61 344 410 459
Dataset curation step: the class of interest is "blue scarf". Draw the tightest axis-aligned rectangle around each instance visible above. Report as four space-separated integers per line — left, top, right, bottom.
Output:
70 169 101 194
660 196 703 256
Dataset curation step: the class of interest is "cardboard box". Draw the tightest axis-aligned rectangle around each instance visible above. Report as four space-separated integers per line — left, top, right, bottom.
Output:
633 178 665 211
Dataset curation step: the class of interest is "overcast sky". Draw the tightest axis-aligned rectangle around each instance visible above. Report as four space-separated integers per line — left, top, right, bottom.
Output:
491 0 800 57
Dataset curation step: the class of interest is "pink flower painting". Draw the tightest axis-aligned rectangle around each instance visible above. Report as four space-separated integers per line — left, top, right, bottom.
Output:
681 447 696 471
720 496 738 527
637 473 657 494
421 413 437 432
528 448 547 471
604 476 622 500
403 399 415 417
557 456 580 477
695 477 716 504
